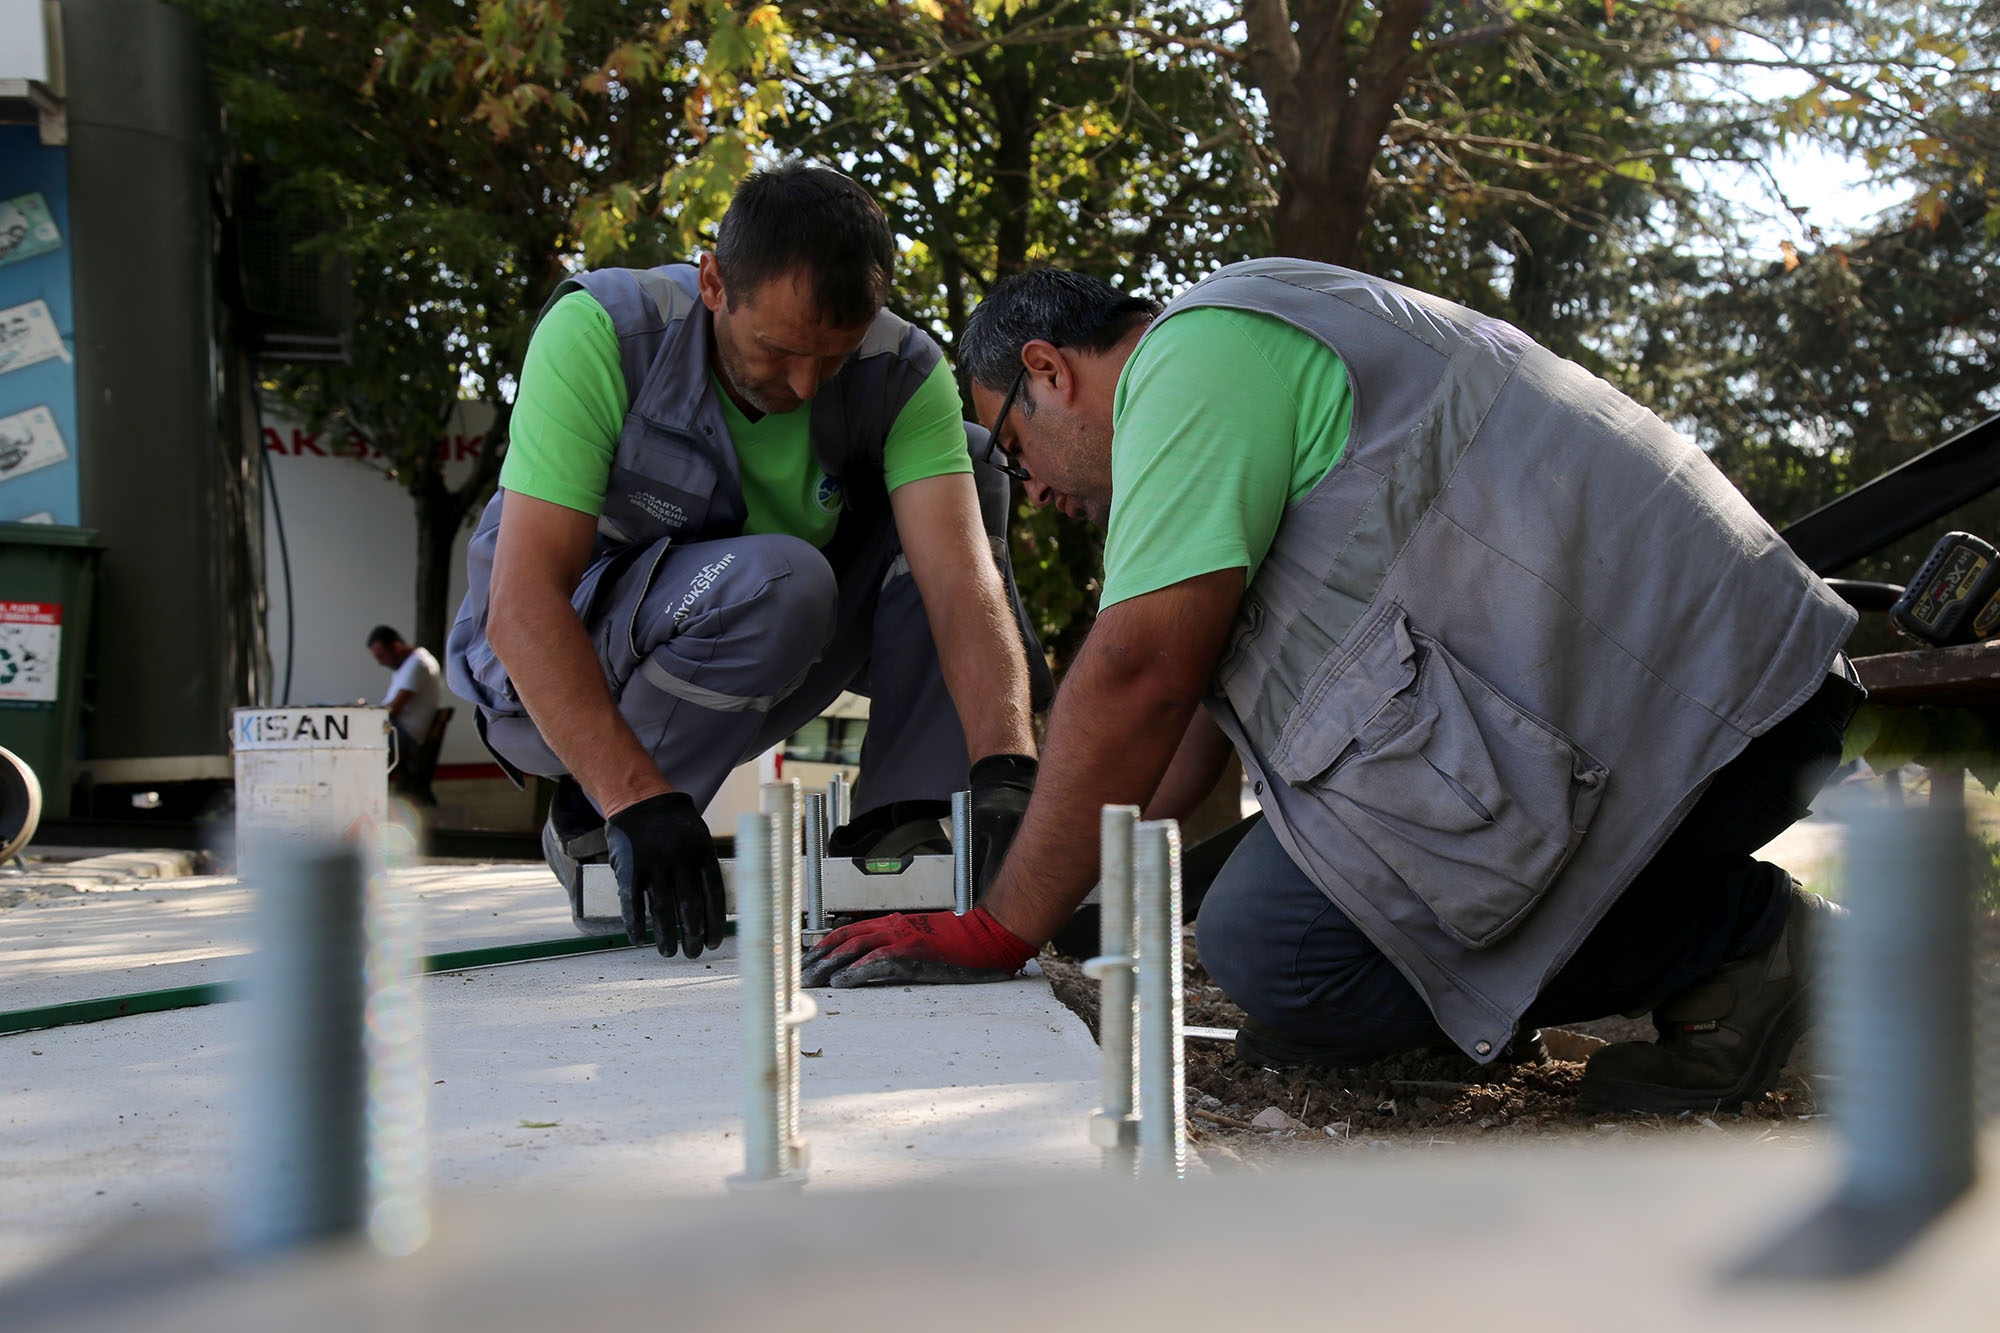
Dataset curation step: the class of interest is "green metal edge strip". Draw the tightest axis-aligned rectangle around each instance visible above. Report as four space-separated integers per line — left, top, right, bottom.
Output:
0 923 739 1038
0 983 234 1035
422 933 638 974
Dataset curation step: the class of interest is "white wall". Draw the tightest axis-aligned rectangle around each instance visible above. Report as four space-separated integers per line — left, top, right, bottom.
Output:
0 0 50 83
260 405 489 767
257 403 786 837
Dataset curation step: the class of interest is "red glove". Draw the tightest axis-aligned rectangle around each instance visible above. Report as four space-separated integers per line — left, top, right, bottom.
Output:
799 907 1035 988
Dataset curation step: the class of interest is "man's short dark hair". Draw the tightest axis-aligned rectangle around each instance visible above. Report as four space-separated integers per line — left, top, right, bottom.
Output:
714 164 894 327
960 269 1162 391
366 625 403 648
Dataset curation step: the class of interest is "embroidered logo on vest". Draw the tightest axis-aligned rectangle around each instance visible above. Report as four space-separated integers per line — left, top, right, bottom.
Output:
632 491 687 529
814 473 844 515
673 554 736 626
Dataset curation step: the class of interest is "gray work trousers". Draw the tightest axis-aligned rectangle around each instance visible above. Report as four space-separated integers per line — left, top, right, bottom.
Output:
1194 665 1861 1059
480 465 1037 818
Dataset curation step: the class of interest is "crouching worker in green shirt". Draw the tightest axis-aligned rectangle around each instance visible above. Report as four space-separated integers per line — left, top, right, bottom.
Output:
803 261 1865 1113
447 165 1048 959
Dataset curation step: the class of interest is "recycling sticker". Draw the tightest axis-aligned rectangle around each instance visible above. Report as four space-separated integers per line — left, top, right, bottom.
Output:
0 602 60 703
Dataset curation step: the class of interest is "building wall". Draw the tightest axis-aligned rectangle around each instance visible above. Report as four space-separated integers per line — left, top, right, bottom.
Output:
66 0 264 763
261 405 488 769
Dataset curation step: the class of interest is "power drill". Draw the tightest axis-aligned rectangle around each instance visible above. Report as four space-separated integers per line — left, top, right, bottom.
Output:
1889 531 2000 646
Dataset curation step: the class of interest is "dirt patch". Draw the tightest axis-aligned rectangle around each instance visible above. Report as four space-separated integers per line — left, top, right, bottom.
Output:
1040 937 1832 1168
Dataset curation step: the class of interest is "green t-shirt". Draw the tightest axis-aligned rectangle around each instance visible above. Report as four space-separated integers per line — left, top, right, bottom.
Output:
1099 307 1354 610
501 289 971 546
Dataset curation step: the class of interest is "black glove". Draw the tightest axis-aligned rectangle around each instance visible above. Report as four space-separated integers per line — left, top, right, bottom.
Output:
967 753 1037 891
605 792 726 959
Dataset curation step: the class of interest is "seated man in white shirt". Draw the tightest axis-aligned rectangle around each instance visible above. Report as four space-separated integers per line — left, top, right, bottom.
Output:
366 624 442 754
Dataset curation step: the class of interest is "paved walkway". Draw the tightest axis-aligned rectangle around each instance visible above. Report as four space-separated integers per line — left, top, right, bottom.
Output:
5 812 1977 1316
0 858 1103 1285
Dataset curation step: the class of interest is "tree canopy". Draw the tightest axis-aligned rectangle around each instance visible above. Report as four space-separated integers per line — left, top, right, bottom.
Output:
178 0 2000 672
185 0 790 651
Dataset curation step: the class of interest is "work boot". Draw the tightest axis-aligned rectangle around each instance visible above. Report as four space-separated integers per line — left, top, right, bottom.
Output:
1234 1015 1547 1070
1580 885 1841 1112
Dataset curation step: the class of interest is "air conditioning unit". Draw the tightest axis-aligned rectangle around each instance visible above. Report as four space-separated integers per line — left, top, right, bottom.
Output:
236 179 354 364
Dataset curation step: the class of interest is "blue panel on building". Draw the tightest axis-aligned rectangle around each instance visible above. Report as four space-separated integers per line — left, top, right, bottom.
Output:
0 124 79 526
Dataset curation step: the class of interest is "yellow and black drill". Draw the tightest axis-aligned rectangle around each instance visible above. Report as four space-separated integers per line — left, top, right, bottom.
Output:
1889 531 2000 646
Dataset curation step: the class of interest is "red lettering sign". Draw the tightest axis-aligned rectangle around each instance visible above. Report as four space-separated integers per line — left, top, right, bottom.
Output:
265 423 488 462
0 601 60 625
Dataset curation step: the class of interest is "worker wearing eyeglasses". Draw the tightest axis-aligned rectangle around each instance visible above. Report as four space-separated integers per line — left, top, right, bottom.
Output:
446 165 1048 959
803 260 1862 1115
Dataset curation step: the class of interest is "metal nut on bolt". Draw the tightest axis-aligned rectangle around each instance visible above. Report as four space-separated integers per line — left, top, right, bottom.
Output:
1089 1115 1140 1149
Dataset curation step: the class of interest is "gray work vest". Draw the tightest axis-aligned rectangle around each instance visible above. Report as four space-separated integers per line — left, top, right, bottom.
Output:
1156 259 1856 1061
447 263 943 714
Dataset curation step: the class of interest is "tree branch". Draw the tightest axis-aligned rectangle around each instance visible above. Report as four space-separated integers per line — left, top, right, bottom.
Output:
1241 0 1302 92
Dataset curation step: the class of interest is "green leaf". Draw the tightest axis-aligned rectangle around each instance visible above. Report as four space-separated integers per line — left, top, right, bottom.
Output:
1864 708 1932 774
1841 704 1885 764
1964 746 2000 795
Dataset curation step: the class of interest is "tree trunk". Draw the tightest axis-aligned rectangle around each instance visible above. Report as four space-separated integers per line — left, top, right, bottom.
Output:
1247 0 1433 267
413 476 461 658
986 50 1037 274
1270 170 1370 265
410 400 509 656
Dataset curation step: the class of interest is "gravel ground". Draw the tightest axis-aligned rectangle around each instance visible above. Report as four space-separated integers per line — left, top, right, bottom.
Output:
1041 935 1838 1170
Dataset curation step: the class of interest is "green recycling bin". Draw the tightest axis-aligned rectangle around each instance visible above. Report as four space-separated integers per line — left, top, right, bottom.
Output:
0 523 101 819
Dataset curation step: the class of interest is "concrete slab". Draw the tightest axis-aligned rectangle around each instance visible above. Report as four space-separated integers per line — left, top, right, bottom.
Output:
0 875 248 1010
8 1136 2000 1332
12 850 206 881
3 808 1845 1017
0 865 580 1010
0 817 1902 1301
0 864 1104 1285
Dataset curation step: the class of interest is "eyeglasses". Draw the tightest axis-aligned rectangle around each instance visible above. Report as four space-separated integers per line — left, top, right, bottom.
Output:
981 362 1034 483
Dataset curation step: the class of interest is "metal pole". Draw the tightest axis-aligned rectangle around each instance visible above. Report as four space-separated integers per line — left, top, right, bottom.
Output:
1734 795 1976 1278
951 789 973 915
802 791 829 944
826 773 848 834
782 794 809 1172
363 852 430 1257
231 843 370 1255
763 779 799 910
1135 818 1188 1180
1835 796 1975 1212
761 781 805 1172
731 810 786 1186
1083 805 1140 1174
